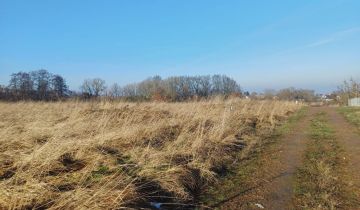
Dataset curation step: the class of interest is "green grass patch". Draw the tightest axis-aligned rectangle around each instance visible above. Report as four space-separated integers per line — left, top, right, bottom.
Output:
81 165 114 187
338 107 360 129
293 112 357 209
277 107 307 135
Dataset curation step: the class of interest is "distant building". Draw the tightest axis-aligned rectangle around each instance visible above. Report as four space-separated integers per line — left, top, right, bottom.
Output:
320 94 334 102
348 97 360 106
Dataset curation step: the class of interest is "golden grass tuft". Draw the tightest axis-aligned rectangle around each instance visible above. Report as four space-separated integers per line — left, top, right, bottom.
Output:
0 99 301 209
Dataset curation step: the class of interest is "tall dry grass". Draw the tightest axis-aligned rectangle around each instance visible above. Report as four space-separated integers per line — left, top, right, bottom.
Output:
0 99 301 209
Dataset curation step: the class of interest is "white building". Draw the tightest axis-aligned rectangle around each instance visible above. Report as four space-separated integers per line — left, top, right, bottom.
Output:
348 97 360 106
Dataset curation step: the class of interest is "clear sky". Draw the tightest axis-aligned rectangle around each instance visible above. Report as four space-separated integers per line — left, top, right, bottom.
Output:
1 0 359 93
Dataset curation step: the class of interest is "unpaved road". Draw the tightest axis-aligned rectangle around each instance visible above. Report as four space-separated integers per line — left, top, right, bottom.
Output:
325 107 360 197
219 107 360 209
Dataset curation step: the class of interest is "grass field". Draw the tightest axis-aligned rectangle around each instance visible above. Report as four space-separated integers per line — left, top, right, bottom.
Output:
338 107 360 129
0 99 301 209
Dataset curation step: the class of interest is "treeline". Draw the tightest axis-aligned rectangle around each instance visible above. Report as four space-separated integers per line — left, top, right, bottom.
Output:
259 87 316 102
277 88 315 102
104 75 242 101
0 69 326 103
0 70 242 101
0 70 69 101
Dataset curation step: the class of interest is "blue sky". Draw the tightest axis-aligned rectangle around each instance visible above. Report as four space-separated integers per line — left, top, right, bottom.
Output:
0 0 359 93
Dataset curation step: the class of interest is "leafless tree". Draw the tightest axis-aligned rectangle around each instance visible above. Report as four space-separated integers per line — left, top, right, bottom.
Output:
277 87 315 102
6 70 68 101
108 83 122 98
337 78 360 104
81 78 106 97
92 78 106 97
9 72 34 100
52 74 68 99
31 69 51 100
118 74 241 101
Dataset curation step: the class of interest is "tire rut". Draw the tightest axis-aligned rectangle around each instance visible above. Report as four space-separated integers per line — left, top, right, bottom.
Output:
323 107 360 200
220 107 319 210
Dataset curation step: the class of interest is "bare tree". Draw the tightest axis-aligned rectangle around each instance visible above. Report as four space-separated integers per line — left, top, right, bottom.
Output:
337 78 360 104
31 69 51 100
80 78 106 98
92 78 106 97
81 79 93 96
51 74 68 99
122 83 137 97
108 83 122 98
0 85 12 100
9 72 34 100
118 74 241 101
6 70 68 101
277 87 315 102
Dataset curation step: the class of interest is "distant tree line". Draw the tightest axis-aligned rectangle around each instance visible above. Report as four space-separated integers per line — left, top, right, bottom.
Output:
2 69 331 103
0 71 242 102
276 87 316 102
256 87 316 102
83 75 242 101
0 70 69 101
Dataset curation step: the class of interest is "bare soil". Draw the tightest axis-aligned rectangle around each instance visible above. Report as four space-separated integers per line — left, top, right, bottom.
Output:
219 107 319 209
325 107 360 201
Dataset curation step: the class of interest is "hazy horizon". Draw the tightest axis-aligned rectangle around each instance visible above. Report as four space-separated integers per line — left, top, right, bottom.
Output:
1 0 360 93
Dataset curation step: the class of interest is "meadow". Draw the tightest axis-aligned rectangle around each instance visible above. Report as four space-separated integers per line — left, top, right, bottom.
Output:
0 99 301 209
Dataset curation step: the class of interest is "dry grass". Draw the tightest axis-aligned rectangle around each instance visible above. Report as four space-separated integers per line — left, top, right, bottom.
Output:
0 99 301 209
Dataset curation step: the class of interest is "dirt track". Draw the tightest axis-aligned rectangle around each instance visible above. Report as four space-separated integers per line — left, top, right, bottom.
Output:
325 107 360 198
219 107 360 209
